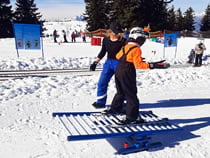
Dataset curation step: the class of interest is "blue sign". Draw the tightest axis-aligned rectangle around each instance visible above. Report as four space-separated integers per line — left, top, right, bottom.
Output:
164 33 178 47
13 23 41 49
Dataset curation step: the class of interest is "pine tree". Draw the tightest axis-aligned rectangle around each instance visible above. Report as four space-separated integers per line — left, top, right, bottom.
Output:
166 6 176 31
84 0 109 31
183 7 195 32
175 8 184 31
200 5 210 31
133 0 170 31
110 0 137 29
13 0 42 24
84 0 174 32
0 0 13 38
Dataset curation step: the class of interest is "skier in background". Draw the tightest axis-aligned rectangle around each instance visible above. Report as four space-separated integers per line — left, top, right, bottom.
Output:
187 49 195 64
90 21 126 109
194 41 206 67
81 32 86 42
53 29 57 43
124 28 130 40
71 32 76 42
62 30 68 43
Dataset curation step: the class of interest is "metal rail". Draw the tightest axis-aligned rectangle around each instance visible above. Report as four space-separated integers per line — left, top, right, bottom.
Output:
0 68 102 80
52 111 181 141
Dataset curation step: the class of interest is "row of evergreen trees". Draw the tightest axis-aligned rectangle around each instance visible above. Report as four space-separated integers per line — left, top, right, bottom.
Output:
1 0 210 38
0 0 42 38
84 0 210 37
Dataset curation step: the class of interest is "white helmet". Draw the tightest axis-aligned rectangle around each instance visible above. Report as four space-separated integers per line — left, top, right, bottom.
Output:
129 27 148 45
129 27 148 39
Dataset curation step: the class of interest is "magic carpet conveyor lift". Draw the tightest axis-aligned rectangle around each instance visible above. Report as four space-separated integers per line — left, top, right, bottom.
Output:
52 111 182 154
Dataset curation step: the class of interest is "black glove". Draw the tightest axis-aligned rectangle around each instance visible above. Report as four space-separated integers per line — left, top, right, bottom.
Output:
149 62 170 69
149 63 155 69
90 61 98 71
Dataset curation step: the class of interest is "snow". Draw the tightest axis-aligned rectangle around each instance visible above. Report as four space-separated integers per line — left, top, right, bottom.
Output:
0 21 210 158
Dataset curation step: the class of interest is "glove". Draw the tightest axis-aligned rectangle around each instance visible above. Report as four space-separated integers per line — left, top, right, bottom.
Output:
149 62 170 69
149 63 155 69
90 61 98 71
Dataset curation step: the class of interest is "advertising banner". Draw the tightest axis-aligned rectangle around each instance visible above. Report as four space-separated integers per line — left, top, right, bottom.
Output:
164 33 178 47
14 23 41 49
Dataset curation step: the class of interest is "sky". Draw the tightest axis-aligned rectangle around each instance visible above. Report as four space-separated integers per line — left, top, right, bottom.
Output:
170 0 209 14
11 0 86 20
10 0 210 20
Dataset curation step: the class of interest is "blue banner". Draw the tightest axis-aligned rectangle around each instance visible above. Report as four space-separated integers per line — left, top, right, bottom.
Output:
164 33 178 47
14 23 41 49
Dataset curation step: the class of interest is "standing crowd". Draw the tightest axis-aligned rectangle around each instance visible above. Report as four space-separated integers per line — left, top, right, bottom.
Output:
52 29 86 43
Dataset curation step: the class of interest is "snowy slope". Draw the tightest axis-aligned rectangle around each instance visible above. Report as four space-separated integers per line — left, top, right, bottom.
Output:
0 21 210 158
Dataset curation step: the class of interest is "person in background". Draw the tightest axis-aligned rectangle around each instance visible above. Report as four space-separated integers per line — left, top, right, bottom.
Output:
71 32 76 42
53 29 57 43
90 21 126 108
187 49 195 64
102 27 161 125
124 28 130 40
194 41 206 67
62 30 68 43
81 32 86 42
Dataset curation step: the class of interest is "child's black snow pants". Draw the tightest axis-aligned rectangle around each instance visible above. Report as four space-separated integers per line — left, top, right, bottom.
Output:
111 47 139 120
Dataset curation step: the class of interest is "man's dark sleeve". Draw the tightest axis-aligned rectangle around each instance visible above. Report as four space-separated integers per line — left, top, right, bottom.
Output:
97 38 107 59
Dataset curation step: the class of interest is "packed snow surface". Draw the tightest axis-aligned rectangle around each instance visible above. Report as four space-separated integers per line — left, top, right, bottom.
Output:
0 23 210 157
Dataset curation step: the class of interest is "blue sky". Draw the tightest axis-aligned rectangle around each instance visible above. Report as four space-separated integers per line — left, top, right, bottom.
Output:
10 0 210 19
170 0 209 13
11 0 84 6
11 0 85 19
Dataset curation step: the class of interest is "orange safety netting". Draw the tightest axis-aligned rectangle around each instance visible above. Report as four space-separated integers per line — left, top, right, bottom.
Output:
84 29 107 37
149 31 164 38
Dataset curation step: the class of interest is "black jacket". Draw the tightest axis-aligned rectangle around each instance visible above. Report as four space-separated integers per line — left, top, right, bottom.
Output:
97 37 126 59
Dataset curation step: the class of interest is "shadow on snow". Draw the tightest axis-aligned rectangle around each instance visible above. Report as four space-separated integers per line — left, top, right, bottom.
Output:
141 98 210 109
107 98 210 154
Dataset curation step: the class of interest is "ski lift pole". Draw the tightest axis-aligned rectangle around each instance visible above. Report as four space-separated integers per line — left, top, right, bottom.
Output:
174 46 177 58
163 30 166 58
174 33 179 58
40 24 44 59
41 35 44 58
12 23 20 58
163 46 165 58
16 47 20 58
